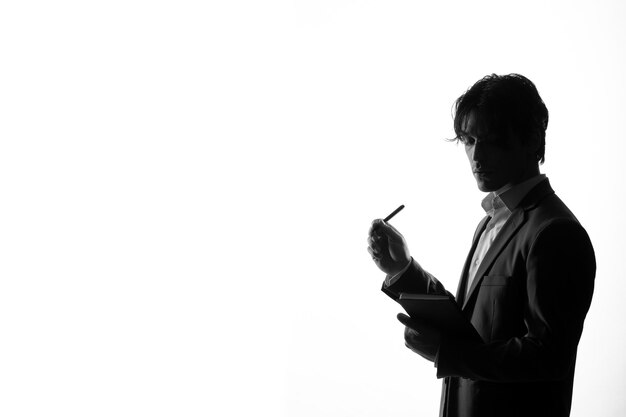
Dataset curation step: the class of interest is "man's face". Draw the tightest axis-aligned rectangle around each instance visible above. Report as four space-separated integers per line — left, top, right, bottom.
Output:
462 113 533 192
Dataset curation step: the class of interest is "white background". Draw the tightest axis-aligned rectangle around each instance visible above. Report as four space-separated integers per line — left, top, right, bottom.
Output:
2 1 625 416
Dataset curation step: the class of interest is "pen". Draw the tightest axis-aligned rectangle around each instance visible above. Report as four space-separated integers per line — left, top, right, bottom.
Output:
383 204 405 222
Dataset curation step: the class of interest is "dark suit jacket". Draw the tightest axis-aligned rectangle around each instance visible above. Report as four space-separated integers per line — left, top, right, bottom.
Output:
382 179 596 417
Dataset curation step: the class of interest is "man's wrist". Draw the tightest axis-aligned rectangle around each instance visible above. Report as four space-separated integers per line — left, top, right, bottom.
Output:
384 258 412 287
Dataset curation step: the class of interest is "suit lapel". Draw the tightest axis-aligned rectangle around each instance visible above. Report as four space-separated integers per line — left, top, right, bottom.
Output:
456 215 490 305
461 208 526 310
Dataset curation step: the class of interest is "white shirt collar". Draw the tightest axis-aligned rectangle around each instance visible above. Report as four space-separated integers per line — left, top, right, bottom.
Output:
481 174 547 215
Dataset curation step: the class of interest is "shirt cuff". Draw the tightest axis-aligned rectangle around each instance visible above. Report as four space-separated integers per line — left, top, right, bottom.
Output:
384 258 412 287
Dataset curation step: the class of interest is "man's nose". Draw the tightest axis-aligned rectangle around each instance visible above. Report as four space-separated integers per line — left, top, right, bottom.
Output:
472 142 484 162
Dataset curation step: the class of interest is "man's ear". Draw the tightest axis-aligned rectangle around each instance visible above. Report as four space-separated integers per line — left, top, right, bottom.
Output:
524 132 542 160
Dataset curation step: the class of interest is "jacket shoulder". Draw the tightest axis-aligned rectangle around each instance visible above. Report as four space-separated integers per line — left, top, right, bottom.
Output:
516 185 594 259
526 191 583 231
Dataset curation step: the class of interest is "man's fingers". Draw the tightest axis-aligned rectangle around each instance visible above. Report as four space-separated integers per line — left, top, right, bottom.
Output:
367 235 386 254
371 219 404 243
397 313 413 327
367 234 381 246
369 219 383 234
398 313 422 334
367 246 381 260
397 313 435 335
368 221 384 242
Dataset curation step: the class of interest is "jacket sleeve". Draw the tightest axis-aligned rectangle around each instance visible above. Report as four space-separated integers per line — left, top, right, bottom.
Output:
435 219 596 382
381 258 450 301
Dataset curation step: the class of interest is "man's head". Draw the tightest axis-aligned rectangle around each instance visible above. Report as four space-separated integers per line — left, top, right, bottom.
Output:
452 74 549 192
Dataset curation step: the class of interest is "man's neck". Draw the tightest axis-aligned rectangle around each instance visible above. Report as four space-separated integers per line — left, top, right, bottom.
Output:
497 164 540 195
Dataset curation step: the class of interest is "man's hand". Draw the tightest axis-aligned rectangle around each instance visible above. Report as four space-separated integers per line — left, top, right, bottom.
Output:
367 219 411 275
397 313 441 362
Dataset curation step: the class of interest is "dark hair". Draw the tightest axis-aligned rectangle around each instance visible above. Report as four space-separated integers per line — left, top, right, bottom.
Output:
451 73 549 164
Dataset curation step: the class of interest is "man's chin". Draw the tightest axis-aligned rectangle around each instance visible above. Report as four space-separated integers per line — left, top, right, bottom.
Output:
475 179 500 192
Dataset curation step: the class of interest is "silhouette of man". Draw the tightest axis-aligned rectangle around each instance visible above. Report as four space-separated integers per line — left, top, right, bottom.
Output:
367 74 595 417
